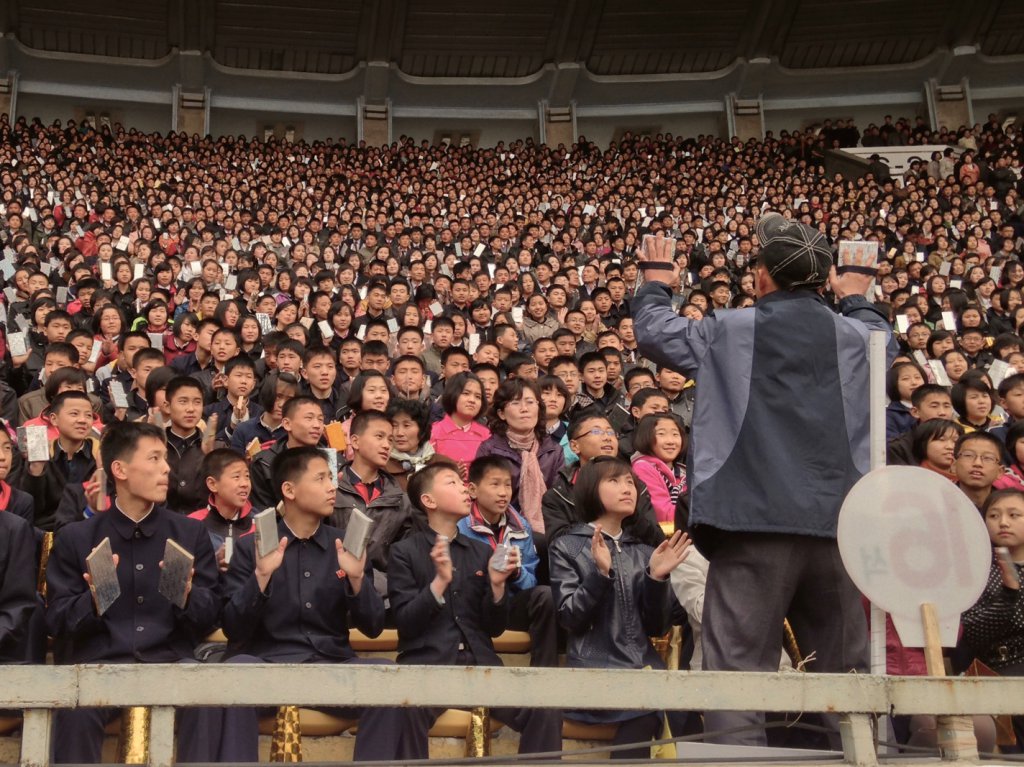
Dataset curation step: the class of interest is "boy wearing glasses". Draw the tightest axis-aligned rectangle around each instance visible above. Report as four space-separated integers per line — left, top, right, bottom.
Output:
954 432 1004 510
542 409 663 546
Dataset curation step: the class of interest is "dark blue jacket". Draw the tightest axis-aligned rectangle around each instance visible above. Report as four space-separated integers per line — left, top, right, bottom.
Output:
222 518 383 662
45 502 220 663
633 283 896 551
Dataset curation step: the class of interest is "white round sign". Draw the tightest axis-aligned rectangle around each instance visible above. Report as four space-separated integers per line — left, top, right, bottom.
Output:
837 466 992 648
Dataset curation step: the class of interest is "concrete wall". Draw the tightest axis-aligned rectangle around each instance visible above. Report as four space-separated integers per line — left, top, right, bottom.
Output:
208 109 356 142
391 118 537 147
16 93 171 134
576 112 725 146
762 101 927 138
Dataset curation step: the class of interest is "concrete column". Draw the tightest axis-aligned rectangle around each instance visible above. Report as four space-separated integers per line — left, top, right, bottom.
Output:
0 72 13 118
362 102 389 146
732 97 764 141
929 80 972 132
543 104 575 148
176 89 207 135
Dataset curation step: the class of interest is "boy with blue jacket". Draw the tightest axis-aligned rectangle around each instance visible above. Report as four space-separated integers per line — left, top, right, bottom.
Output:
458 455 556 666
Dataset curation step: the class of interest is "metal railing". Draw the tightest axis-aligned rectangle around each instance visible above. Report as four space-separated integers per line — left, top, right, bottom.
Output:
3 664 1023 767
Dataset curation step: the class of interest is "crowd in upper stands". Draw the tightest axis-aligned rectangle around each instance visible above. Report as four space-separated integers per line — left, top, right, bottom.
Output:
0 108 1023 759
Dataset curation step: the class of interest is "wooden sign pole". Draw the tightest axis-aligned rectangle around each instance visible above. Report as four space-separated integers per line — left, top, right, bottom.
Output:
920 602 979 761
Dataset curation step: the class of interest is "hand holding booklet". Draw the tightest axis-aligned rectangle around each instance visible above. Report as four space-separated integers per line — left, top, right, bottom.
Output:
157 539 195 609
343 508 374 560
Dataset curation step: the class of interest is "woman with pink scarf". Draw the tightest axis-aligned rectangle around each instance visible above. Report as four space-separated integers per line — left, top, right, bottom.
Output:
476 379 564 536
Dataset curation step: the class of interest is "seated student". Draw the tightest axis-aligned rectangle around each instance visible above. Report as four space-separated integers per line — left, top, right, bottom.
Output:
189 449 254 573
543 409 664 548
45 421 252 764
96 330 151 400
339 371 392 454
249 396 325 510
886 384 955 466
301 345 345 423
430 372 491 475
160 376 221 514
911 418 964 481
538 375 576 464
20 391 99 531
422 316 455 376
0 427 34 525
204 355 261 443
169 317 217 377
230 371 298 455
656 364 695 431
996 420 1024 491
190 326 241 405
118 347 167 422
388 461 562 758
385 399 436 491
222 446 421 761
550 457 691 759
0 497 37 662
257 337 305 403
460 456 557 667
617 387 671 459
954 431 1004 511
991 373 1024 452
17 341 81 418
357 340 391 374
630 413 688 524
952 371 999 432
19 309 74 388
962 488 1024 745
550 355 582 399
502 351 539 383
390 354 432 402
428 346 472 401
330 411 413 587
18 367 99 432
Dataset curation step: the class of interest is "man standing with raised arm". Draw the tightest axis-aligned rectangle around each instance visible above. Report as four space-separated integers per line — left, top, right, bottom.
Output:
632 216 896 746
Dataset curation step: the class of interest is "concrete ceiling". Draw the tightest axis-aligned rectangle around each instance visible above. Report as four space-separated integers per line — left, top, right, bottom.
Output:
4 0 1024 77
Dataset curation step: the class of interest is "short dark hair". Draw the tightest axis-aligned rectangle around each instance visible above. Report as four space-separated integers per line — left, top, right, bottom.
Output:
350 409 390 438
955 430 1003 459
224 355 257 375
201 447 249 482
502 351 534 378
624 367 656 388
910 383 952 408
43 367 89 402
998 373 1024 398
440 372 486 417
486 378 546 440
385 399 430 450
407 459 462 514
44 341 79 364
130 347 166 370
100 420 166 481
632 413 686 457
567 406 611 440
346 370 389 413
441 346 471 367
579 351 607 371
282 395 323 421
951 375 994 418
48 389 93 414
573 456 636 522
303 346 335 366
885 361 927 402
910 419 963 463
165 376 204 402
468 455 514 485
271 445 329 499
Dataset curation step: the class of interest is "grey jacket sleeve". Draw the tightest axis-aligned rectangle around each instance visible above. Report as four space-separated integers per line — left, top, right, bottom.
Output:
632 283 717 376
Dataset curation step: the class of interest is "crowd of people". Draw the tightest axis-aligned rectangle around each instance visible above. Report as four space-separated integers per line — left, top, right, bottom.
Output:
0 108 1022 760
